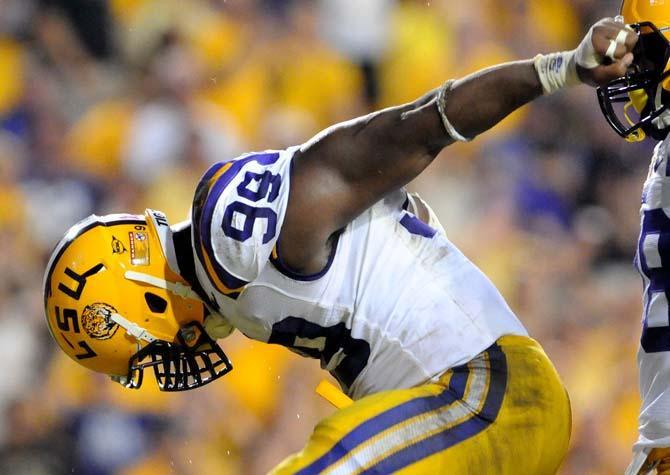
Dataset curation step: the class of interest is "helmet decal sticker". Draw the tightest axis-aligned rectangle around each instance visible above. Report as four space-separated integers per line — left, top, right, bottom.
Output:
129 226 150 266
111 236 127 254
81 302 120 340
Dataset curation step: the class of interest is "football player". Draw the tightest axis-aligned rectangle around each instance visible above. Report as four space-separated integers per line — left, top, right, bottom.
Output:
598 2 670 475
45 18 635 474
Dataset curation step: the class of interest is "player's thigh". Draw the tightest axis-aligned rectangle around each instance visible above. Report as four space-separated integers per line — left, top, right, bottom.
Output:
270 382 445 475
272 336 570 475
402 336 571 475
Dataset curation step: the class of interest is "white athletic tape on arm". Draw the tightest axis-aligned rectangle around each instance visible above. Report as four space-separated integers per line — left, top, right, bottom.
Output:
575 26 600 69
534 51 579 95
534 22 633 95
534 22 597 94
576 23 633 68
604 30 628 61
605 39 618 61
616 28 629 46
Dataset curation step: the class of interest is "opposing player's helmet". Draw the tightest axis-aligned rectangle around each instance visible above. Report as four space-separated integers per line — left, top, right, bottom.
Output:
43 209 232 391
598 1 670 142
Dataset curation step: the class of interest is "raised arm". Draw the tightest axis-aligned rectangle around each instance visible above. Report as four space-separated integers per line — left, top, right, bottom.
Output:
280 18 637 273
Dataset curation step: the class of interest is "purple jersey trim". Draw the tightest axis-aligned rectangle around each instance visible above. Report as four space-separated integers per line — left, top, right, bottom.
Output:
400 213 437 238
400 192 437 238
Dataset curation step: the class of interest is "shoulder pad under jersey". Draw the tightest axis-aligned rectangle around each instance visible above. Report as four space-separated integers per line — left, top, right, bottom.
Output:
192 148 296 296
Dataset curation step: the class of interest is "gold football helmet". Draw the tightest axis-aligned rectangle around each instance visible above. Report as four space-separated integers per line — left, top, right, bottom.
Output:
43 209 232 391
599 0 670 141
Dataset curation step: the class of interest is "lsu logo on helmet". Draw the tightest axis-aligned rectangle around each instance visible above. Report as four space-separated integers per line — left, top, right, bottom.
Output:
81 303 119 340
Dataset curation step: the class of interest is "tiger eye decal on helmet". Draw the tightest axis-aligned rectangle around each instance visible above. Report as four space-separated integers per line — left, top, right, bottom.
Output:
111 236 127 254
81 303 119 340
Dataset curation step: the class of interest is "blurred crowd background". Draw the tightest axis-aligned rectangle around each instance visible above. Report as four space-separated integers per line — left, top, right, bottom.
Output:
0 0 654 474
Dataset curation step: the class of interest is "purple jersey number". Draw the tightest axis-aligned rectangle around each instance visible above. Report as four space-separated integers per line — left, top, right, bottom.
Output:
638 208 670 352
268 317 370 391
222 169 282 244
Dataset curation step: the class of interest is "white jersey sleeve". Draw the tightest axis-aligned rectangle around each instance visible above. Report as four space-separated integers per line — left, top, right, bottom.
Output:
191 148 296 296
634 138 670 450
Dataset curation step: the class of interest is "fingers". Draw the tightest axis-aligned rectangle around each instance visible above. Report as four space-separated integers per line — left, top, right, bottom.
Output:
655 459 670 475
591 18 638 62
648 448 670 475
595 52 634 79
605 22 638 51
609 34 635 61
576 17 639 85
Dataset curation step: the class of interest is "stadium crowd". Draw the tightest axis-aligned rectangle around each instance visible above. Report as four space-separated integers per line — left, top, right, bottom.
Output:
0 0 653 473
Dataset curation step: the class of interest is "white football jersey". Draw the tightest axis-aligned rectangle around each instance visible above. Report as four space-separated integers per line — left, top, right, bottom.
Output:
634 137 670 450
189 146 527 399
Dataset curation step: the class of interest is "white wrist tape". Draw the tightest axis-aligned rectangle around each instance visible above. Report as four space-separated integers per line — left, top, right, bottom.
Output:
534 21 633 95
574 26 601 69
534 51 579 95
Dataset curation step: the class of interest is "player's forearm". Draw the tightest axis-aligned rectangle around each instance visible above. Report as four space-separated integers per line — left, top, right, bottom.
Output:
441 18 638 142
445 60 543 140
292 19 636 235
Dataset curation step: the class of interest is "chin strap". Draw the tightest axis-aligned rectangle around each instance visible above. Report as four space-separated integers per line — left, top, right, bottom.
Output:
110 374 134 388
117 271 205 343
110 313 158 343
623 101 647 142
124 271 202 301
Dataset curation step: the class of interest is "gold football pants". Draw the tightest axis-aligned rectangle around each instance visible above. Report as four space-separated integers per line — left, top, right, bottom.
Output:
271 335 571 475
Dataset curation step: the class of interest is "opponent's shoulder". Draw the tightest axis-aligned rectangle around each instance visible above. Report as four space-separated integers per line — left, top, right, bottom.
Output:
191 148 297 292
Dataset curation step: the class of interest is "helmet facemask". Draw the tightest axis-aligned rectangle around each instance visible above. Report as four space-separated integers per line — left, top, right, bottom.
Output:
116 320 232 391
114 263 233 391
598 22 670 142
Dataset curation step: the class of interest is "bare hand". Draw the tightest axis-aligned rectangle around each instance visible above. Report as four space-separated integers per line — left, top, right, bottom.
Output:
577 18 638 87
640 448 670 475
